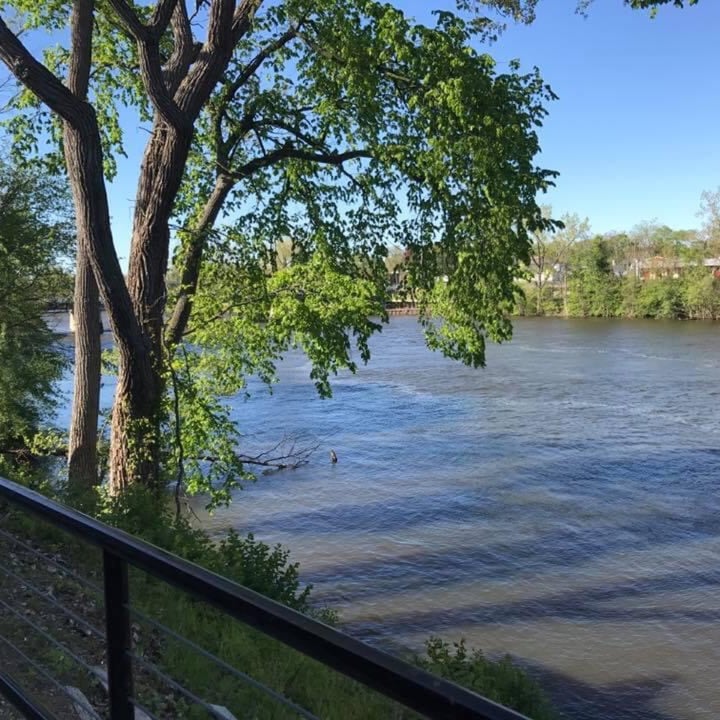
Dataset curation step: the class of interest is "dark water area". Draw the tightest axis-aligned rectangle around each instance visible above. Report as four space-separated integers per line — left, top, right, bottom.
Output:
56 317 720 719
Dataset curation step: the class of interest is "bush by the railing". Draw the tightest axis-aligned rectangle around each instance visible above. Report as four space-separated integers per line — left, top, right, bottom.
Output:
419 638 556 720
91 485 315 613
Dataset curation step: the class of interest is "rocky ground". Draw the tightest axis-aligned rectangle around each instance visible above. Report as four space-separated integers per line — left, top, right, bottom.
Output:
0 514 109 719
0 511 233 720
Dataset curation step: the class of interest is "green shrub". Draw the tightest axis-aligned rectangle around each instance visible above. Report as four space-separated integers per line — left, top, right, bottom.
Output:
683 270 720 319
90 485 313 612
636 278 686 319
419 637 557 720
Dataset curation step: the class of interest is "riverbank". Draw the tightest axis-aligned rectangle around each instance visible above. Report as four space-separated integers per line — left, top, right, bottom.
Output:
517 272 720 320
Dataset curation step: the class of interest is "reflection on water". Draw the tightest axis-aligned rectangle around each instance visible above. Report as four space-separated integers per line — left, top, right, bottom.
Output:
60 317 720 719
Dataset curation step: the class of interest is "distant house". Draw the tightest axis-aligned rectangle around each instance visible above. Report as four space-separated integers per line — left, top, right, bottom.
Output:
611 259 633 277
703 257 720 278
528 257 567 286
635 256 720 281
638 256 691 281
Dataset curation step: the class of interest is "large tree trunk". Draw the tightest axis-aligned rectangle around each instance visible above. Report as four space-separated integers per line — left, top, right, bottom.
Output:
63 117 157 492
0 0 256 493
127 121 192 348
66 0 102 490
109 347 162 493
104 121 194 494
67 253 102 487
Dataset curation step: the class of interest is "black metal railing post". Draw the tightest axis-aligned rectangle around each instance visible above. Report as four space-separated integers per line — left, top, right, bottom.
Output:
103 549 134 720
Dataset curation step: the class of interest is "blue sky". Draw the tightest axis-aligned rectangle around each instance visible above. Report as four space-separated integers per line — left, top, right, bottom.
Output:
105 0 720 264
503 0 720 235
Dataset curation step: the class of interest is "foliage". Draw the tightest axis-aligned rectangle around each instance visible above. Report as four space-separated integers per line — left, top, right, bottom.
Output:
518 209 720 321
625 0 699 11
697 187 720 256
683 267 720 319
159 0 560 498
577 0 700 14
0 158 73 448
420 637 557 720
88 484 314 612
171 0 560 366
633 277 686 319
565 237 621 318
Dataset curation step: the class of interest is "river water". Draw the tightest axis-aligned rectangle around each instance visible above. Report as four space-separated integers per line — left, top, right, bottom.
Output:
57 317 720 719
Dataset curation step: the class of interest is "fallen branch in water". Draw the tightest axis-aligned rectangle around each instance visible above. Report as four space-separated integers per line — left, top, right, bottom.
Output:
194 434 320 475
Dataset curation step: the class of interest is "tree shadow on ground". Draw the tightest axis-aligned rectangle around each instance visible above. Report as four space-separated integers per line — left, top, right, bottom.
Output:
338 567 720 637
305 508 720 606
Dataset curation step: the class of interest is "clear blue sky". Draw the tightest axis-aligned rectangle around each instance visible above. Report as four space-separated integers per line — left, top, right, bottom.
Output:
106 0 720 264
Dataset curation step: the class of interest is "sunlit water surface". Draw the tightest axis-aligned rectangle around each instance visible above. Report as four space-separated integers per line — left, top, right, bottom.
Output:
57 317 720 719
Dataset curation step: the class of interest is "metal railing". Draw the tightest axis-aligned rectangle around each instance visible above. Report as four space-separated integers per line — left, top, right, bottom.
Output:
0 476 530 720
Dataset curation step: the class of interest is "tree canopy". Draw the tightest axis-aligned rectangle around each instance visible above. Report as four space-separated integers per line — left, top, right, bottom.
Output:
0 0 561 492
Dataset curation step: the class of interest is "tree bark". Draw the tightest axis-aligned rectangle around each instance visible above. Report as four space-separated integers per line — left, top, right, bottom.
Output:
67 252 102 486
106 120 194 493
109 346 162 493
66 0 102 490
0 0 261 492
110 0 254 491
63 116 157 492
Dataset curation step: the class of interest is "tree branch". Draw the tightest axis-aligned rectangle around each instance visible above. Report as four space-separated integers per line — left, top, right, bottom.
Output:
221 23 299 111
197 434 320 475
213 23 300 158
66 0 94 98
150 0 180 34
225 142 371 182
175 0 236 119
166 137 370 345
105 0 188 128
103 0 148 40
232 0 263 40
163 0 199 95
0 18 89 126
165 172 235 345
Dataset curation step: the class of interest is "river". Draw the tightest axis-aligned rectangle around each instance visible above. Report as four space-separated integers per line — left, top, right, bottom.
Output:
57 317 720 719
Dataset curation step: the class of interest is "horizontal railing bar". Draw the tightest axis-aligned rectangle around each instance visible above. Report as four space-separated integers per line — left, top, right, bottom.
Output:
128 604 320 720
0 631 102 720
0 560 104 640
0 596 102 686
0 477 529 720
0 671 56 720
130 652 236 720
0 526 103 596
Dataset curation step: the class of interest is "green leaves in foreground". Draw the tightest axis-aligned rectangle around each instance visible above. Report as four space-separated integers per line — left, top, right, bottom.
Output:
164 249 386 506
3 0 561 493
421 637 557 720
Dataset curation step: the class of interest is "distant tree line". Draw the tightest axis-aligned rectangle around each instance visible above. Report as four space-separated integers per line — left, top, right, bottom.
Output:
517 193 720 320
